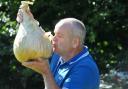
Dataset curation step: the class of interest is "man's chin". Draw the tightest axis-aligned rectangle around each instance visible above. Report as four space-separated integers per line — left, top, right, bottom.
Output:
52 48 56 52
52 48 59 54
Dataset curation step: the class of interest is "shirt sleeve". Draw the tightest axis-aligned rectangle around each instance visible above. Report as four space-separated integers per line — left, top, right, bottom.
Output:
49 53 60 73
62 65 97 89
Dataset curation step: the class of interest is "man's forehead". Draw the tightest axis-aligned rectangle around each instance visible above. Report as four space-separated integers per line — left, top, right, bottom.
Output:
54 27 71 35
54 23 72 32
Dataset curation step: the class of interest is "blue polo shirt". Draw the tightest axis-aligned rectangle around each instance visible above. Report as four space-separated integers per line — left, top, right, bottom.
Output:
49 46 100 89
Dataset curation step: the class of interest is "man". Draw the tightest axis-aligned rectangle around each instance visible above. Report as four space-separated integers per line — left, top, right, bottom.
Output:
19 12 100 88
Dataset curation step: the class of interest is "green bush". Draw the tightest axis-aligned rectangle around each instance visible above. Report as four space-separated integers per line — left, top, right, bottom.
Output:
0 0 127 88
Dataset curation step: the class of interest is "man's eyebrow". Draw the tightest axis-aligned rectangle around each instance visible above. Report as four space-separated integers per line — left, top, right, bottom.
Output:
55 32 64 36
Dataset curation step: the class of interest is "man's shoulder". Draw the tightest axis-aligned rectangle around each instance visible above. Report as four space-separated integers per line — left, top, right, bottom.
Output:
70 50 99 72
78 54 97 68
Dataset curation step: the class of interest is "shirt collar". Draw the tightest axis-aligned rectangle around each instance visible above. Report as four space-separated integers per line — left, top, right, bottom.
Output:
60 46 89 66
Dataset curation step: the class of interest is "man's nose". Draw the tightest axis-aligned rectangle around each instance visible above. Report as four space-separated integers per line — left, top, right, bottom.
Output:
52 36 57 43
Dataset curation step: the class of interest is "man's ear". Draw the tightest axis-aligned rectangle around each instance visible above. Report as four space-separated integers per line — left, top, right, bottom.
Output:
72 37 80 48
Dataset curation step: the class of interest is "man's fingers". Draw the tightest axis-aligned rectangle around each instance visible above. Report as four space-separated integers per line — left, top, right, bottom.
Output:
16 10 23 23
22 61 43 74
22 61 35 67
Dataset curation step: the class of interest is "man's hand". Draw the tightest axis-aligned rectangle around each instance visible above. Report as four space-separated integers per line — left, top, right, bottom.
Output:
16 9 23 23
22 58 50 75
16 9 34 23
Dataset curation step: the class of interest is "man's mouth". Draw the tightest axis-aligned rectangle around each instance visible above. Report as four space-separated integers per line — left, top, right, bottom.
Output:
52 43 56 48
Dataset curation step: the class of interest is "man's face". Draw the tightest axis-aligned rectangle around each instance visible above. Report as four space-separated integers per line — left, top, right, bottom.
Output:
52 25 73 55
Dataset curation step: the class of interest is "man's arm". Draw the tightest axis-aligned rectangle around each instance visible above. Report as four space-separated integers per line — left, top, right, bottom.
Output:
22 58 60 89
43 67 59 89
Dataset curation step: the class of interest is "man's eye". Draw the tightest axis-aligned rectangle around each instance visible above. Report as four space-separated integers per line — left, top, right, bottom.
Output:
54 33 64 38
58 35 63 38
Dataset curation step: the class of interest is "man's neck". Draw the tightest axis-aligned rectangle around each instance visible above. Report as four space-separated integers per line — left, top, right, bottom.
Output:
61 46 83 62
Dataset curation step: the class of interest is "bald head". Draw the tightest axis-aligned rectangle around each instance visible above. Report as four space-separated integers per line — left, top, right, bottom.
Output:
55 18 86 45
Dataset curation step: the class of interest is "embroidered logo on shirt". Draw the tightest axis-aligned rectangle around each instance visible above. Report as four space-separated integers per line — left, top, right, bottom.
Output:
65 78 71 82
62 87 69 89
58 68 69 78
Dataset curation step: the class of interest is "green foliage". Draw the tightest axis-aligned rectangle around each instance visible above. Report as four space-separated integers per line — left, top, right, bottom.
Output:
0 0 127 89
